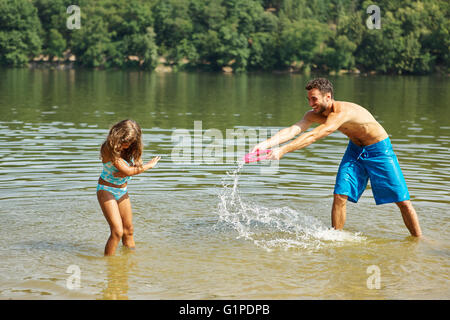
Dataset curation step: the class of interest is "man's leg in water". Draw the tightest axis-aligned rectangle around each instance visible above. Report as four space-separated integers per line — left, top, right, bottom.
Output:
396 200 422 237
332 194 348 230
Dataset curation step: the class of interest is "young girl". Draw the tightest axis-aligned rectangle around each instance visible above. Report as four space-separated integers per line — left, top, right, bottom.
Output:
97 119 161 256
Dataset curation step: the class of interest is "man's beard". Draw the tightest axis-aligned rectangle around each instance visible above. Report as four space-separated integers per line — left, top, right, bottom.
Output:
314 104 326 114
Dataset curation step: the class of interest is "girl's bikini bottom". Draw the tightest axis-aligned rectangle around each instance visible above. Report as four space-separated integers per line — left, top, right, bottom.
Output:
97 184 128 201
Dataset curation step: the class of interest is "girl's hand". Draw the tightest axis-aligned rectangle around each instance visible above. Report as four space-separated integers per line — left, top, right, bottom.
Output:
113 156 161 177
147 156 161 169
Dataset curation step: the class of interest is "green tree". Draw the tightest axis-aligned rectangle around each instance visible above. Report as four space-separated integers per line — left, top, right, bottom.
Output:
278 17 332 70
70 14 111 68
46 28 66 59
186 0 278 72
1 0 448 74
111 1 158 69
123 27 159 70
419 0 449 72
34 0 74 58
247 31 279 70
0 0 42 66
152 0 193 60
70 0 158 69
355 0 443 74
320 35 357 72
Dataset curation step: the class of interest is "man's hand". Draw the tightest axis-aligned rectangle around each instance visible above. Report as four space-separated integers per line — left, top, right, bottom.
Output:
267 147 285 160
251 142 269 153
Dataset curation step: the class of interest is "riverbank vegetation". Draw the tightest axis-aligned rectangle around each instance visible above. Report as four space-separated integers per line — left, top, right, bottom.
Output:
0 0 448 74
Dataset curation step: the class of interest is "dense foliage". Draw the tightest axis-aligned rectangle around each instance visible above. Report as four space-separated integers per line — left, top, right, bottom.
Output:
0 0 448 74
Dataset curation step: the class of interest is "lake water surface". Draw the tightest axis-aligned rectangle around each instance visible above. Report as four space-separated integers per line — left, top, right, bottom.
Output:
0 69 449 299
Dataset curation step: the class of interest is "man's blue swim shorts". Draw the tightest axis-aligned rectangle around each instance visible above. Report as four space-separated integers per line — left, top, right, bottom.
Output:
334 137 410 205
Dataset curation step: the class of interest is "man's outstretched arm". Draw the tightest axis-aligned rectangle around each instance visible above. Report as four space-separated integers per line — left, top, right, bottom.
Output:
251 112 314 152
268 111 346 160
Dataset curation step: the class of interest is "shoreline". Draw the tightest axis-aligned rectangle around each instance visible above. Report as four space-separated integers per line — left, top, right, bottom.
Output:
2 59 446 77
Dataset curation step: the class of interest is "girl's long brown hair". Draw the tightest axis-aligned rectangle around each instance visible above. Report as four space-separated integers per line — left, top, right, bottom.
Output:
100 119 143 167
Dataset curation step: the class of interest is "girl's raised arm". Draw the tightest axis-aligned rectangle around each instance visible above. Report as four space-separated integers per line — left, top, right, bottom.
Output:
113 156 161 177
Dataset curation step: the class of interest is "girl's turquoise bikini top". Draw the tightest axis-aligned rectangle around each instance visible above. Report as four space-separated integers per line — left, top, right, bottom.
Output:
100 159 132 185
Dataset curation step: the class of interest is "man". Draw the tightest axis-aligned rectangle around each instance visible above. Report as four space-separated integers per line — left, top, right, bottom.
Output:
252 78 422 237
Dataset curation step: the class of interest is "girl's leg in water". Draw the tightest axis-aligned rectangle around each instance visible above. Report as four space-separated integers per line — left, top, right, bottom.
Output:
98 190 124 256
117 194 135 249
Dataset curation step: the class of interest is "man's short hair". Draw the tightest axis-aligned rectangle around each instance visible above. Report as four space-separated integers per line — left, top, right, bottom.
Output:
305 78 334 99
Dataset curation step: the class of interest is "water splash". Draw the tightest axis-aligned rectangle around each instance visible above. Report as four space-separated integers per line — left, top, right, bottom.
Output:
216 162 366 252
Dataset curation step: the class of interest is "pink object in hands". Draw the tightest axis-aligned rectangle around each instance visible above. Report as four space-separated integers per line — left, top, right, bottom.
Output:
243 149 271 163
